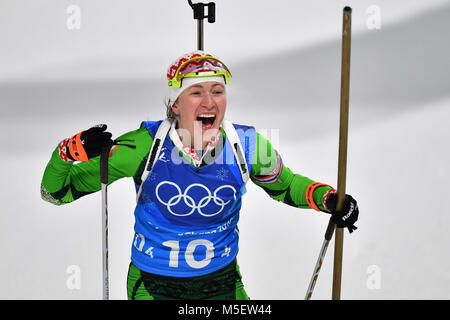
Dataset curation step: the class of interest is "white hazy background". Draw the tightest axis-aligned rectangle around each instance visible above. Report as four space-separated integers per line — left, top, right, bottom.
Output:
1 0 449 299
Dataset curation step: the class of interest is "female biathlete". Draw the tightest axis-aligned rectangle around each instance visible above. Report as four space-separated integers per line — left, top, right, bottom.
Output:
41 51 359 300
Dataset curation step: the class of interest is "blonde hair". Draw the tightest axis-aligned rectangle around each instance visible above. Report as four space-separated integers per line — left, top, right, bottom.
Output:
164 98 177 120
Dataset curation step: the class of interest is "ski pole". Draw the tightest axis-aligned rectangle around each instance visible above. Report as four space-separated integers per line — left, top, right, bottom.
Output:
100 146 110 300
305 219 335 300
304 6 352 300
187 0 216 50
99 139 135 300
332 6 352 300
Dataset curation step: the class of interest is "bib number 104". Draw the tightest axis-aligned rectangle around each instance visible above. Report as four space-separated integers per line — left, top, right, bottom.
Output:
163 239 214 269
134 234 215 269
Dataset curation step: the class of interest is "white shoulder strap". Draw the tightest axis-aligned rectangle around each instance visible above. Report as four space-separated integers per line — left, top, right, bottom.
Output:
136 118 250 203
136 118 172 202
222 119 250 184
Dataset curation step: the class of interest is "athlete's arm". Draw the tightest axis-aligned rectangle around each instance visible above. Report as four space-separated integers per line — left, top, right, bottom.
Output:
250 133 333 211
40 126 152 205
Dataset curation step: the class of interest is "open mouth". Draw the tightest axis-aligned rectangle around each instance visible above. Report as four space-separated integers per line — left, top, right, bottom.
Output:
196 114 216 130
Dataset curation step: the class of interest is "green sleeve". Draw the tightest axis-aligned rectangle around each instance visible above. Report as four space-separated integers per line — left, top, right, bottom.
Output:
40 126 153 205
250 132 333 211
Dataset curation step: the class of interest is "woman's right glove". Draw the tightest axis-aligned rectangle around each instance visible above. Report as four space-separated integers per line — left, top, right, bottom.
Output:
59 124 113 162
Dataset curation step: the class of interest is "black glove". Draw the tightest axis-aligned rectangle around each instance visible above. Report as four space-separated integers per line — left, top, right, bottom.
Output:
67 124 113 161
324 191 359 233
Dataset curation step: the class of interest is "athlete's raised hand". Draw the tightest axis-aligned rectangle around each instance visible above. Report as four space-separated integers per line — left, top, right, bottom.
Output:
65 124 113 162
323 191 359 233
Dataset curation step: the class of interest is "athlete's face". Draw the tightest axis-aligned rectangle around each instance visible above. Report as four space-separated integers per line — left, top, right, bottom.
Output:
172 81 227 150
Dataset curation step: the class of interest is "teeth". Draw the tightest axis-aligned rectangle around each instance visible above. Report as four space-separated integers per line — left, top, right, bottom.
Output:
198 114 215 118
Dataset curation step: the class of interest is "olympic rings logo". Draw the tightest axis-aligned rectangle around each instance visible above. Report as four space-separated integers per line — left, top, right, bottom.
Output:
155 181 237 217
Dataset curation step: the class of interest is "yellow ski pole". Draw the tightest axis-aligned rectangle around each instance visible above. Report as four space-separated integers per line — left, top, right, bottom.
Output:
304 6 352 300
332 5 352 300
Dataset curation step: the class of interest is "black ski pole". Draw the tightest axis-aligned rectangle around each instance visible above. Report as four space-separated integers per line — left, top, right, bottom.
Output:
187 0 216 50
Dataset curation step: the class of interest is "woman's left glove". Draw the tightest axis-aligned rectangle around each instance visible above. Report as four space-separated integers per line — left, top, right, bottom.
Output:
323 190 359 233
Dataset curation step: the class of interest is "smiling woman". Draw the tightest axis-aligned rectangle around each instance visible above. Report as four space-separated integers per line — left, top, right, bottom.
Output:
40 50 359 300
172 81 226 150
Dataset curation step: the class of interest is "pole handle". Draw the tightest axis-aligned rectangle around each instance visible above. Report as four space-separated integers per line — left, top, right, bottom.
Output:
100 147 109 184
324 218 336 241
